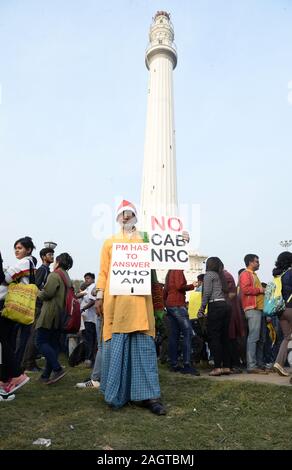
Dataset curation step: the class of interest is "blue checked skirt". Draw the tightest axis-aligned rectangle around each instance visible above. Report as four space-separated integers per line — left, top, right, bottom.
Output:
100 333 161 408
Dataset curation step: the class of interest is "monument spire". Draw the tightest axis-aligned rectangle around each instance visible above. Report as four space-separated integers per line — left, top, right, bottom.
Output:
140 11 178 230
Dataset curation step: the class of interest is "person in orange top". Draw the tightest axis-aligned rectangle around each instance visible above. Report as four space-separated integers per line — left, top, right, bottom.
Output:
239 254 267 374
95 200 166 416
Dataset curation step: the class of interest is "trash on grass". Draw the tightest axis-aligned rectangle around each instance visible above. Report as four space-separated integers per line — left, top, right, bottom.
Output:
103 445 114 450
33 438 51 447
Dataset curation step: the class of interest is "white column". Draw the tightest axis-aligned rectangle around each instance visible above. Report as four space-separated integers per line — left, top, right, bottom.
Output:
140 12 178 231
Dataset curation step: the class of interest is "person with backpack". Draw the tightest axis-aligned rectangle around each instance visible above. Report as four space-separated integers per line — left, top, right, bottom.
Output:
35 252 73 385
271 252 292 377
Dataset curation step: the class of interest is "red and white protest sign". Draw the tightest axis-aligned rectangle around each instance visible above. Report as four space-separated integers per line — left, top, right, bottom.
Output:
110 243 151 295
149 215 190 270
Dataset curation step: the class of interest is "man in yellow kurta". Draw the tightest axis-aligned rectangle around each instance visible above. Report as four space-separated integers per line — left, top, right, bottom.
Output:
95 200 166 415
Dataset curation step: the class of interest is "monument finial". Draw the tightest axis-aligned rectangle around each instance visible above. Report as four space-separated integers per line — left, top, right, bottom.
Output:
154 11 170 20
146 10 177 70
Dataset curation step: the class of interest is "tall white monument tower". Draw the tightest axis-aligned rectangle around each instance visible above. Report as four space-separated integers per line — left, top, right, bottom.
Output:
140 11 178 230
140 11 207 285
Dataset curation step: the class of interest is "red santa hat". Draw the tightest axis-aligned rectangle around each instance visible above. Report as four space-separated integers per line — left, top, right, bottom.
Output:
116 200 138 221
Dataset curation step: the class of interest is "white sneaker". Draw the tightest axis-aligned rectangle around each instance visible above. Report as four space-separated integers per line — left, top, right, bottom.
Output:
75 379 100 389
273 362 289 377
0 394 15 401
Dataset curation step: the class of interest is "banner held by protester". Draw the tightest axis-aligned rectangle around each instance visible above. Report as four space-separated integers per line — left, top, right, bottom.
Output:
149 215 190 270
110 242 151 295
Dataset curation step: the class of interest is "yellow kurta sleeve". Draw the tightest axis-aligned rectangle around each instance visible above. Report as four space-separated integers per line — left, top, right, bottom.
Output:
96 239 111 291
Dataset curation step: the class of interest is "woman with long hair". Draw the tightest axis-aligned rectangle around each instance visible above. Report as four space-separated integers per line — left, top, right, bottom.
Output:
272 251 292 378
199 257 231 376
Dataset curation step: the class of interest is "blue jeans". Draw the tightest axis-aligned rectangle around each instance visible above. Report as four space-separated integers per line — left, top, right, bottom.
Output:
245 309 266 370
91 346 102 382
96 316 101 348
91 317 102 381
167 306 192 367
35 328 61 378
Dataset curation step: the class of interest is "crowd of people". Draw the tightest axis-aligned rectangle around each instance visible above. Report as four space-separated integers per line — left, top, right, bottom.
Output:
1 201 292 415
163 252 292 382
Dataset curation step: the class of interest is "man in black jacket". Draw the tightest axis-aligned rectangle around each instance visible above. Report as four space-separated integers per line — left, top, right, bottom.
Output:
35 248 55 289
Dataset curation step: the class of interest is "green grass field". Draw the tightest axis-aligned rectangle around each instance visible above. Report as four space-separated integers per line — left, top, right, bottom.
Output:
1 363 292 450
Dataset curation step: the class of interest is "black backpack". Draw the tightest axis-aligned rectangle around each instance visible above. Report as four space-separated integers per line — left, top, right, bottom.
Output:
68 341 86 367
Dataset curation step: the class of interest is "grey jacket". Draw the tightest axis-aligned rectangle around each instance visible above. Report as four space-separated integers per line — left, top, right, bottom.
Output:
201 271 225 311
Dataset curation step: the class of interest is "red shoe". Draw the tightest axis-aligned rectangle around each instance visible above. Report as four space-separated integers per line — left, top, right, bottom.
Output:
46 368 67 385
0 380 11 391
5 374 30 393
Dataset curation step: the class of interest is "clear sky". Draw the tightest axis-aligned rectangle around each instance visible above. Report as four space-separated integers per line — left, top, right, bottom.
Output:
1 0 292 281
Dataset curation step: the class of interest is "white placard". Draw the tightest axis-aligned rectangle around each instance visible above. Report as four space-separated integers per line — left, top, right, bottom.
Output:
149 215 190 270
110 243 151 295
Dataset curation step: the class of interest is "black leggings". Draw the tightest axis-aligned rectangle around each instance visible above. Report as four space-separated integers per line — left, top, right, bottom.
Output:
207 302 231 369
0 315 22 382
